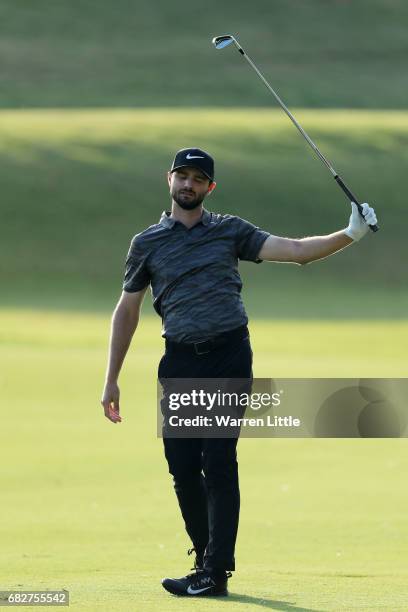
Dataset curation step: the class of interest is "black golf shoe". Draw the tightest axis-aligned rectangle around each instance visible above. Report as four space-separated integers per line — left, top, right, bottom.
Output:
161 568 231 597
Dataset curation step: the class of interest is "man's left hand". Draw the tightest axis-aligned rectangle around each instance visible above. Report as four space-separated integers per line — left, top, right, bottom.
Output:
344 202 378 242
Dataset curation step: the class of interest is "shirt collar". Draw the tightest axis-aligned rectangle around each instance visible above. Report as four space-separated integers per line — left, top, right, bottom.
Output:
159 208 211 229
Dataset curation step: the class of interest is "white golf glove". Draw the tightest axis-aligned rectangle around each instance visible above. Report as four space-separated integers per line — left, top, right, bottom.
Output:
344 202 378 242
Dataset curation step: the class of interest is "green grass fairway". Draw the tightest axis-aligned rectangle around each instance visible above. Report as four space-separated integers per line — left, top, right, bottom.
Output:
2 309 408 610
1 0 408 109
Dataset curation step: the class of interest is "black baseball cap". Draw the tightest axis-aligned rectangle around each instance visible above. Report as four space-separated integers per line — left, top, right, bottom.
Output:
170 148 215 182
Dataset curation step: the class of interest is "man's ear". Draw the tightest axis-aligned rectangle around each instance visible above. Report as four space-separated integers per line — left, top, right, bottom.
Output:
207 181 217 196
167 171 172 187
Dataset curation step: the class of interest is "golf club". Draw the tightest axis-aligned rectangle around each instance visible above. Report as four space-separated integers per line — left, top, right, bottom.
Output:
212 34 379 232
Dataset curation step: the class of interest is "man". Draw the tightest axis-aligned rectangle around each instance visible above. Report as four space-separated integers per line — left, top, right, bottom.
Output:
101 147 377 597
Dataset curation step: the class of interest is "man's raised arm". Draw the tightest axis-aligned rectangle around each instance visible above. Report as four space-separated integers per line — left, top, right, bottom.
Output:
101 287 148 424
258 202 378 265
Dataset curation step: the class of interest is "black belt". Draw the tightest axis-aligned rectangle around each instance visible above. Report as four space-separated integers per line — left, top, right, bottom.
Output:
165 325 249 356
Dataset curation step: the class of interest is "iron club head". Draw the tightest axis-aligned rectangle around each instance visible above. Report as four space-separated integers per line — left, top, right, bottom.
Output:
212 35 235 50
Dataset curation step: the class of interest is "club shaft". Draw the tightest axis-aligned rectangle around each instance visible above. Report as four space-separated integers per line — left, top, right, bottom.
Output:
231 39 378 232
242 53 336 176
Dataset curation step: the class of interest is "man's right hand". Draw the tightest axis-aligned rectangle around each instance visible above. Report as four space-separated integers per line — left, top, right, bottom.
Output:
101 381 122 424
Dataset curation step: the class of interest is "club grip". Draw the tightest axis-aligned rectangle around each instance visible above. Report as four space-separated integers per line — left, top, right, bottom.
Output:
334 175 378 232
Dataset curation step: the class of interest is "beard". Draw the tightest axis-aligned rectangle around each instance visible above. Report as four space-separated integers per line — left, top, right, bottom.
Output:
172 188 206 210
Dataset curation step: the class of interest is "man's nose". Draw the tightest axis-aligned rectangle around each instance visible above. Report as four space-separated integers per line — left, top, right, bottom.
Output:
182 178 194 189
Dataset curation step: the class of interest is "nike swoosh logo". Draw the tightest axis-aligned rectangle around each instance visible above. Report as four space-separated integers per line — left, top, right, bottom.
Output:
187 585 213 595
186 154 205 159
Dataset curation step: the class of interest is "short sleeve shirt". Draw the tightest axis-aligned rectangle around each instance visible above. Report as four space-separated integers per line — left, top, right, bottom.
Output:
123 208 270 343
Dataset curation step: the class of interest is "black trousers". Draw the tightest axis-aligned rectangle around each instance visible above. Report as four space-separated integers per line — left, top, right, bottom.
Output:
158 326 253 572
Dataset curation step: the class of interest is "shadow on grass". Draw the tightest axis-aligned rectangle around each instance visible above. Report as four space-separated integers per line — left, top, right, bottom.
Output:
219 592 325 612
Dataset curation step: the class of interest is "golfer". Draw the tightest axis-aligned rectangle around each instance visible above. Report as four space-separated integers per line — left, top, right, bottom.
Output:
101 147 377 597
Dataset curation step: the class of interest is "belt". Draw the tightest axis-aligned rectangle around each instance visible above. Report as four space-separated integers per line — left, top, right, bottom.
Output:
165 325 249 356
